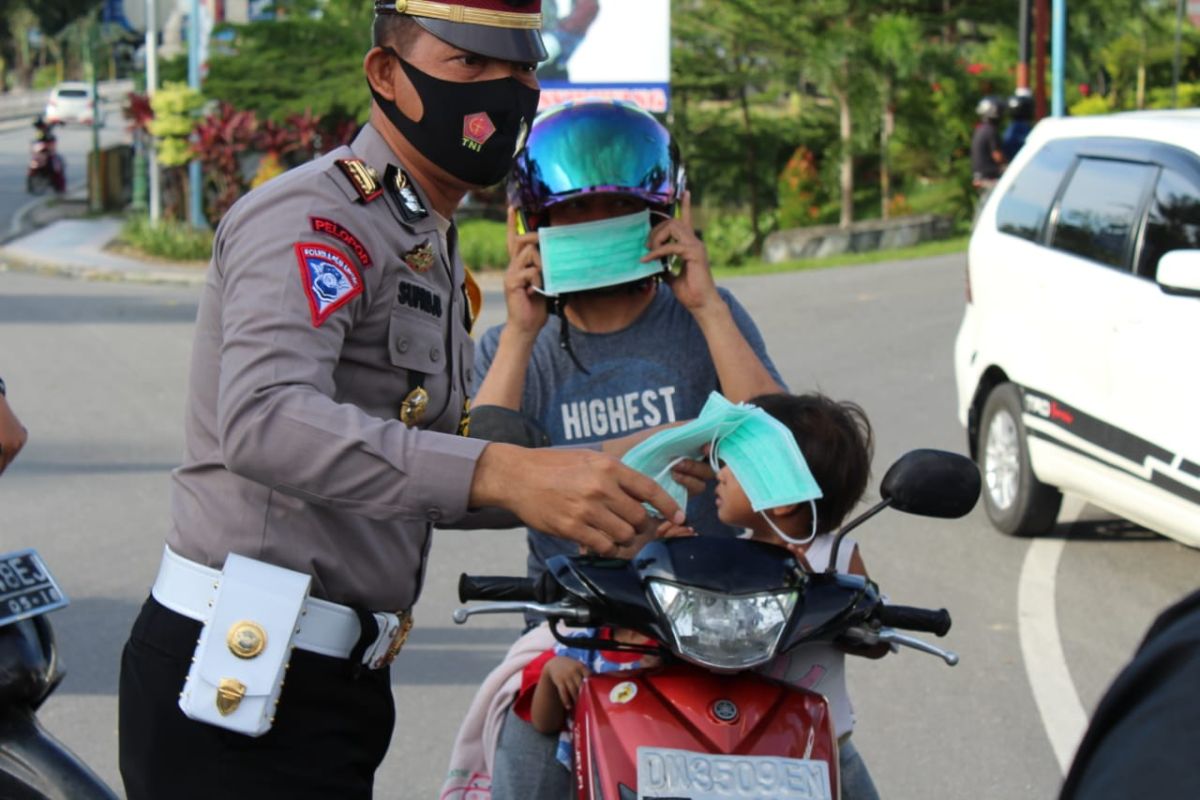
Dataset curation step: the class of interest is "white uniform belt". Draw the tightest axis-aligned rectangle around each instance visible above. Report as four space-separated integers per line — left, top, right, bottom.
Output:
151 546 410 666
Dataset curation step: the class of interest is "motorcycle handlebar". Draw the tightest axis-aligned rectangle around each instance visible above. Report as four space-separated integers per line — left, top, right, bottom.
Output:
457 575 538 603
877 605 952 637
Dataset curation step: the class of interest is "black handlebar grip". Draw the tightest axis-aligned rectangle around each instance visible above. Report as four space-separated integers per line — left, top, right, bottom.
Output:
458 575 539 603
878 605 952 637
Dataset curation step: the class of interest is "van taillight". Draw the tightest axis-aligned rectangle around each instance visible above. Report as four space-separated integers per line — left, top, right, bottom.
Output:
965 260 973 304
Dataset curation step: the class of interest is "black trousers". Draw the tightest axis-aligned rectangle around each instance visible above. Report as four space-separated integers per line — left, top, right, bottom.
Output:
119 597 395 800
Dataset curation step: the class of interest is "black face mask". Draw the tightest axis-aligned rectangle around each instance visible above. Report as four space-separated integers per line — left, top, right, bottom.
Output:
371 48 540 188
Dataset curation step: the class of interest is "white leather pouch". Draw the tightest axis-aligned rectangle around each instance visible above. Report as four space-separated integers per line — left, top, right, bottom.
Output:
178 554 311 737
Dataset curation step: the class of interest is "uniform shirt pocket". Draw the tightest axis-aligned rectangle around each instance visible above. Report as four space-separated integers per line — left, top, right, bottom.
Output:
387 313 449 376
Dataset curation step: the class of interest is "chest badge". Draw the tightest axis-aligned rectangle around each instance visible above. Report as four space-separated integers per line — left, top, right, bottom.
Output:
400 387 430 427
385 164 429 223
403 242 436 273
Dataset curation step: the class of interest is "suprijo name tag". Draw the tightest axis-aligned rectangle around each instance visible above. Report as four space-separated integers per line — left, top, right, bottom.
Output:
0 549 68 626
637 746 832 800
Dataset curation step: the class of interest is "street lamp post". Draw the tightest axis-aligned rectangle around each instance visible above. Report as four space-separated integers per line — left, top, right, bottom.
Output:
187 0 205 229
148 0 161 223
1051 0 1066 117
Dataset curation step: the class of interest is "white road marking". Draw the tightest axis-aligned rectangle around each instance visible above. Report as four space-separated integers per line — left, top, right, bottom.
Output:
1017 499 1090 775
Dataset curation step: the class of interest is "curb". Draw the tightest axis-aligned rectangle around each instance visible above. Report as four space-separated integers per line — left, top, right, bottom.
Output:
0 253 207 288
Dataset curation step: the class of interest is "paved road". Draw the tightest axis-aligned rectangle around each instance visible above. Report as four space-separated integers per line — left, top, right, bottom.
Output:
0 254 1197 798
1 111 129 238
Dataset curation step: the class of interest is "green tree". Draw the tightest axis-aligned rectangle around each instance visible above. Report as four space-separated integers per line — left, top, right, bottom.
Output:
202 0 372 122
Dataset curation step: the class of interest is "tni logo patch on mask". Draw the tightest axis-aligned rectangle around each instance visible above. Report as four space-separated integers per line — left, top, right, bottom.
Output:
462 112 496 152
294 242 362 327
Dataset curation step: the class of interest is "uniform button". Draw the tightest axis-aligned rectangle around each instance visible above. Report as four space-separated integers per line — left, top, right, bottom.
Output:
427 507 442 522
396 337 409 353
430 347 441 362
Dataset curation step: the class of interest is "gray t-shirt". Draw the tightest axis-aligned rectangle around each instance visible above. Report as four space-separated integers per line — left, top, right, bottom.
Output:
475 282 784 583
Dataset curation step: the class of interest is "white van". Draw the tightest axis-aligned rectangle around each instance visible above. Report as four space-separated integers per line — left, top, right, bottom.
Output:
954 110 1200 546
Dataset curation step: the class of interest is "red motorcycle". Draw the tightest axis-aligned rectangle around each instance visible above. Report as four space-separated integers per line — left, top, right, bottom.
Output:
455 449 978 800
27 122 66 195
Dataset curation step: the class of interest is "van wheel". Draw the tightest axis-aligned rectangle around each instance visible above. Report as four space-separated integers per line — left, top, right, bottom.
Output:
977 383 1062 536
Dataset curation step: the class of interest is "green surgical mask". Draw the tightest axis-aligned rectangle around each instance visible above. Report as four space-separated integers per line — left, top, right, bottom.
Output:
623 393 824 542
536 210 662 296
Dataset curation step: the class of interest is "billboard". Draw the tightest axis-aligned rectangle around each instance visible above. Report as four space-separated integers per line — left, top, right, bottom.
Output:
537 0 671 113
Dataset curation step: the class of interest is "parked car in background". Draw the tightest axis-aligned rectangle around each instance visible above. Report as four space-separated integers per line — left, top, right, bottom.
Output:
954 110 1200 547
44 82 101 126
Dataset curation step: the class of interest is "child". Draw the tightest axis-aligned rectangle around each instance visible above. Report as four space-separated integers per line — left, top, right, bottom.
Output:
714 392 880 800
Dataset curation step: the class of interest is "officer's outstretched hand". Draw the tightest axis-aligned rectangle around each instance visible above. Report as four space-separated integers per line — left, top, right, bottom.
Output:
0 394 28 476
470 443 685 556
503 207 549 337
644 191 719 316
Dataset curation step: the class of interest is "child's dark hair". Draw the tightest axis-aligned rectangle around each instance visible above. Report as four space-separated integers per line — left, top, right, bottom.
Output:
748 393 874 534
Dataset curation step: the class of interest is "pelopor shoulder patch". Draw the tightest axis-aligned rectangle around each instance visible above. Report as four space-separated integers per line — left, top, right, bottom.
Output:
311 217 372 268
294 242 363 327
334 158 383 204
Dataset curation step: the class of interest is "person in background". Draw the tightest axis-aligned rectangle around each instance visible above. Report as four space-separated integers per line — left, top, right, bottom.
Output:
1002 91 1035 162
971 95 1006 200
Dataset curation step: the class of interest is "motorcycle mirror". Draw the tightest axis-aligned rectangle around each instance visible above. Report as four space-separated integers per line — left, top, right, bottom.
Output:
826 450 980 572
879 449 981 519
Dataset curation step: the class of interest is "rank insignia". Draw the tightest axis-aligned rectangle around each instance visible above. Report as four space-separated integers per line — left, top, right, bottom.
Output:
334 158 383 204
400 386 430 427
294 242 363 327
385 164 429 223
403 242 436 273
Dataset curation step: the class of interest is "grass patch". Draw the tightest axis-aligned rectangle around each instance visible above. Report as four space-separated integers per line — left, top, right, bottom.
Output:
458 218 508 272
711 235 969 278
116 215 214 263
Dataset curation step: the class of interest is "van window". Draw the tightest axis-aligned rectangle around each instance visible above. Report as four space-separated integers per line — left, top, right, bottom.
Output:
56 89 88 98
1137 167 1200 279
996 141 1073 242
1049 158 1157 270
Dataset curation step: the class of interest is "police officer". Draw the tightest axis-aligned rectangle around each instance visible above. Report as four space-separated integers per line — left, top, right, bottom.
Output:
117 3 682 797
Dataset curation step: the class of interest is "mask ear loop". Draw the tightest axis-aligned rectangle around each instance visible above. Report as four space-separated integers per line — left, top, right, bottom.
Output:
652 456 690 490
553 296 590 375
759 499 819 547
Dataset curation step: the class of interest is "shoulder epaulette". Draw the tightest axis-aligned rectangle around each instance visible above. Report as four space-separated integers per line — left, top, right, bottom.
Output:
334 158 383 204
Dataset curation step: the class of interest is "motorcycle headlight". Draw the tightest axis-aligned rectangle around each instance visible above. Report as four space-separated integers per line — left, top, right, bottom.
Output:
649 581 797 671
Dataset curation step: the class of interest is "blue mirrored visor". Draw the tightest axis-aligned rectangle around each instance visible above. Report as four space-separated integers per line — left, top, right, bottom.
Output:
518 102 677 207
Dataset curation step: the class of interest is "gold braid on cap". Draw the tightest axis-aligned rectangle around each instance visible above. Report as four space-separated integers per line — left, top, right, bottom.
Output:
375 0 541 30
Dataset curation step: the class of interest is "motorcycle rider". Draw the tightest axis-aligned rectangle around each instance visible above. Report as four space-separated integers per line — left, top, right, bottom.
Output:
473 98 785 601
970 95 1005 201
1002 90 1035 162
472 98 784 799
29 114 65 194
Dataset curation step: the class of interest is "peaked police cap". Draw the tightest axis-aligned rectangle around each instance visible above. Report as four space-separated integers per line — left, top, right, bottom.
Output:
374 0 547 63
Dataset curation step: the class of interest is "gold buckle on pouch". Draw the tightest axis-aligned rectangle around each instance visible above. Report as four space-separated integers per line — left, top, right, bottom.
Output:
381 610 414 666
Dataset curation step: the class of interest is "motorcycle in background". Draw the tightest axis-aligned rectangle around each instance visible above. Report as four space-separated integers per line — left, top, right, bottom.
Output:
0 548 117 799
455 449 980 800
27 120 66 196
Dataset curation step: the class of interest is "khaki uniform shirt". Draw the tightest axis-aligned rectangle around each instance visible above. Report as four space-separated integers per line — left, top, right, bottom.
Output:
167 124 490 611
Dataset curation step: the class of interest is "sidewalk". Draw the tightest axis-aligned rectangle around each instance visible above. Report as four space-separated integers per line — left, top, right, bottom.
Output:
0 202 508 291
0 198 208 287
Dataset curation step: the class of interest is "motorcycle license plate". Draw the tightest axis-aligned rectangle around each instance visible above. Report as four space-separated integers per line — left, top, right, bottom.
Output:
0 549 68 626
637 747 832 800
